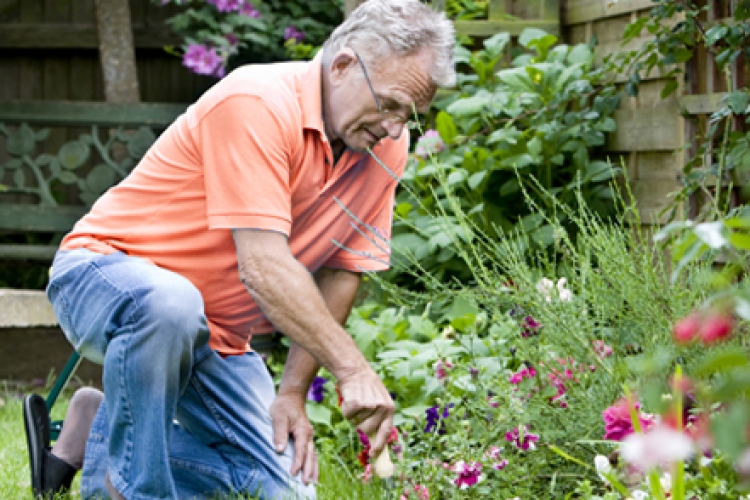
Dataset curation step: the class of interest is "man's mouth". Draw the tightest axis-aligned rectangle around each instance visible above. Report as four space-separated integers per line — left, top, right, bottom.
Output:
364 128 381 145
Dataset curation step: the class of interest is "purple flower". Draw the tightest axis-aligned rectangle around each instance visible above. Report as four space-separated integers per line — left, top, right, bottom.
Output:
425 403 454 434
506 425 539 451
283 26 305 43
520 315 542 338
307 376 328 403
414 129 445 158
453 460 482 489
239 1 261 17
183 44 224 76
492 459 509 471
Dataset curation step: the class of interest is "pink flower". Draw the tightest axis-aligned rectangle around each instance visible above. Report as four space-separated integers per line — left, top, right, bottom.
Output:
485 445 502 459
592 340 613 358
492 459 509 470
183 44 223 76
452 460 482 489
602 398 654 441
506 426 539 450
414 484 430 499
414 130 445 158
699 312 735 344
673 312 701 343
360 463 372 483
433 359 453 381
521 315 542 338
509 366 536 385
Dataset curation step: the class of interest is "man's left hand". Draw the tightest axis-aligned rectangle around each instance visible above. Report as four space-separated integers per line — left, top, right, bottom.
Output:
270 392 319 484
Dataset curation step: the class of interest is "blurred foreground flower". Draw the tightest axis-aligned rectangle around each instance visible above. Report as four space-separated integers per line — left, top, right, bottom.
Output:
672 309 735 345
621 424 694 472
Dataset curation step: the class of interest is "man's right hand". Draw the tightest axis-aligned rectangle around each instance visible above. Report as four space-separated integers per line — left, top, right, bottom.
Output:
338 367 395 457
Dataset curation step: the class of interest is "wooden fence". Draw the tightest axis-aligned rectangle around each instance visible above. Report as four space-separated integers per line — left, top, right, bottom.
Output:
564 0 748 224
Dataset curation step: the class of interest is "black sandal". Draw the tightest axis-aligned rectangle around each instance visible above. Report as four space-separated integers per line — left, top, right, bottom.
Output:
23 394 77 498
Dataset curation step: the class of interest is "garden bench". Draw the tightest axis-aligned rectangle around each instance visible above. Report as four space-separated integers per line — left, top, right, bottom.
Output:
0 100 186 427
0 99 187 261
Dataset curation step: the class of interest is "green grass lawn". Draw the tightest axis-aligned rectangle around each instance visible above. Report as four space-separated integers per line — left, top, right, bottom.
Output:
0 390 389 500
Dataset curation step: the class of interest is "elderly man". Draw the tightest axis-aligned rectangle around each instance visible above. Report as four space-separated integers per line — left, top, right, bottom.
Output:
25 0 455 498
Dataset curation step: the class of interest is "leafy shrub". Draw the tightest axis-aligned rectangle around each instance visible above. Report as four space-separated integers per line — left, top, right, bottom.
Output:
390 29 622 285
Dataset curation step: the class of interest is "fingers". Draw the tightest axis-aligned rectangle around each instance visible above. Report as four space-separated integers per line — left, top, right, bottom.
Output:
271 408 290 454
363 412 394 457
289 420 315 482
300 440 318 484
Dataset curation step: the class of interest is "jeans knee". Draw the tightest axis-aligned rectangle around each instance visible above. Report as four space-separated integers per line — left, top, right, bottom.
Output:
137 278 209 351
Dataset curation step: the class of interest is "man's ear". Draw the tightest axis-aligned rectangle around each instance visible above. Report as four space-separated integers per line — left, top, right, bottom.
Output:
328 49 357 88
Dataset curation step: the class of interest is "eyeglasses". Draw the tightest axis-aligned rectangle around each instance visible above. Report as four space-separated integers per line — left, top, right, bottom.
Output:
352 49 411 125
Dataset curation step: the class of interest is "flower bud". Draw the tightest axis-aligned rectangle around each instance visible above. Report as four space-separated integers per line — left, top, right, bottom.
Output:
672 312 701 344
699 312 734 344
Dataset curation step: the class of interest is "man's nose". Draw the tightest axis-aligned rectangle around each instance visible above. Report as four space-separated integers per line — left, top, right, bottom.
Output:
382 119 405 140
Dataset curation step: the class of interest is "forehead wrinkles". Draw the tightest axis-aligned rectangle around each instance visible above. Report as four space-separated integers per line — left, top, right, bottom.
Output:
374 52 435 109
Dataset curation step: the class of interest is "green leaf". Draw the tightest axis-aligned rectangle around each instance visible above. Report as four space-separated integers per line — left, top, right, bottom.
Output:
695 349 750 377
57 171 78 185
661 80 679 99
446 91 493 116
728 232 750 250
727 91 750 114
468 171 487 190
567 44 592 66
7 123 36 156
519 28 550 48
85 164 116 194
436 111 458 143
127 127 156 159
58 140 90 170
305 403 332 427
483 32 510 58
2 158 22 169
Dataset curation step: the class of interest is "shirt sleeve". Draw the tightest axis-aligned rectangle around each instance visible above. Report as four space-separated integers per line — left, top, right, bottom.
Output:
195 94 295 235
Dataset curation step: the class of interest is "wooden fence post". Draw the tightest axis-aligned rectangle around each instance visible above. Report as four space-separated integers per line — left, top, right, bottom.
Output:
94 0 140 103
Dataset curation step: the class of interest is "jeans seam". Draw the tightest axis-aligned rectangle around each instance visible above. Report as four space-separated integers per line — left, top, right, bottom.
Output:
190 365 240 447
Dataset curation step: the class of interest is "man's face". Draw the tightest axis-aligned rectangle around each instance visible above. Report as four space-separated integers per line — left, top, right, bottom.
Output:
326 48 437 152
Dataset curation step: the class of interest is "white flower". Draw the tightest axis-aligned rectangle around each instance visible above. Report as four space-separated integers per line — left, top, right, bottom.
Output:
536 277 573 302
621 425 694 472
699 456 713 467
594 454 612 483
536 278 555 302
557 278 573 302
630 490 648 500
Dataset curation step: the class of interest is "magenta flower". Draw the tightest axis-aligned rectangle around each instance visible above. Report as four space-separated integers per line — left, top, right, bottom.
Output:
602 397 654 441
485 445 502 459
506 425 539 451
414 130 445 158
452 460 482 489
283 25 305 43
433 359 453 381
183 44 223 76
492 459 509 470
307 376 328 403
207 0 241 12
509 366 536 385
239 0 260 17
520 315 542 338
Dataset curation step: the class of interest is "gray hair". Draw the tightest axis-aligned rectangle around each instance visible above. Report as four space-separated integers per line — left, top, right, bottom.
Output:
322 0 456 88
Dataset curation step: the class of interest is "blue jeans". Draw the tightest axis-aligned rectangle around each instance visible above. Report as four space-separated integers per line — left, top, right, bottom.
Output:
47 249 315 500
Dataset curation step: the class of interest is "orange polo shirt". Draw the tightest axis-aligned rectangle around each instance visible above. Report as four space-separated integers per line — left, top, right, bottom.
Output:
60 55 409 355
